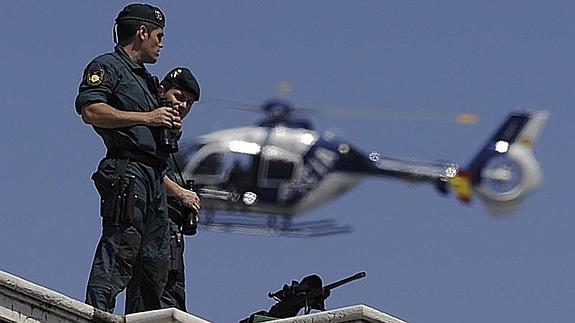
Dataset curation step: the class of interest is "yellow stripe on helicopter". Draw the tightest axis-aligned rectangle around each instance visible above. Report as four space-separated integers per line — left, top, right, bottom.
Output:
448 174 473 204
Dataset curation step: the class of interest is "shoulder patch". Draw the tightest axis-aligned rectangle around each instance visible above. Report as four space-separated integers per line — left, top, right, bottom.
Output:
87 68 105 87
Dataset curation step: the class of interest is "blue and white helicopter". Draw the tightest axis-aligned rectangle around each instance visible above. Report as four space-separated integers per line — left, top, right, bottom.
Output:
175 99 548 237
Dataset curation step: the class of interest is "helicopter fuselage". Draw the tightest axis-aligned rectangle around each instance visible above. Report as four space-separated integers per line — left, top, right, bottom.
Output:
177 125 372 216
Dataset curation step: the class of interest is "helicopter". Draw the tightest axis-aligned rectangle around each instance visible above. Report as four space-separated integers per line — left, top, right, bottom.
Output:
174 98 549 237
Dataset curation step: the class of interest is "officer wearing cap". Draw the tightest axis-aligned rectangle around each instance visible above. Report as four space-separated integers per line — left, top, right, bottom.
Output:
126 67 201 313
74 4 186 313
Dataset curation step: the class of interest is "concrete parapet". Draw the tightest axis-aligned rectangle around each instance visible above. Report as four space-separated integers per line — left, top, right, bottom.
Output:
267 305 407 323
126 308 210 323
0 270 122 323
0 270 209 323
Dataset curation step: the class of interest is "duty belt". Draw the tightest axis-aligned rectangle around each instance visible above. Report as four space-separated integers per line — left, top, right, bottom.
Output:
106 149 167 171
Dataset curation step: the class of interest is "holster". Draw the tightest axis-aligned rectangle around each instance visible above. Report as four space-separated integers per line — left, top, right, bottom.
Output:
92 159 137 226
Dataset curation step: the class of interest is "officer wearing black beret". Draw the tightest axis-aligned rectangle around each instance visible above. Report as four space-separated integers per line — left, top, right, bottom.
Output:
160 68 201 312
126 67 201 313
74 4 191 313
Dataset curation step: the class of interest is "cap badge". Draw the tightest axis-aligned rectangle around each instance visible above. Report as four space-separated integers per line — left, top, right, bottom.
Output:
154 10 164 23
170 69 182 79
87 69 104 87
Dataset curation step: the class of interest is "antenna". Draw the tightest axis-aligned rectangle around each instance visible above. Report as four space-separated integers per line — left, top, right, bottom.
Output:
277 82 293 98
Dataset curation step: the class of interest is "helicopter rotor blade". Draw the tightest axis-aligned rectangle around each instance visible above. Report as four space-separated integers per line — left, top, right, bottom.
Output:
197 97 478 125
198 97 262 112
296 105 478 125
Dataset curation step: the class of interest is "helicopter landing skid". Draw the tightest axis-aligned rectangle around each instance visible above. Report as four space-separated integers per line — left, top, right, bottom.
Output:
199 214 352 238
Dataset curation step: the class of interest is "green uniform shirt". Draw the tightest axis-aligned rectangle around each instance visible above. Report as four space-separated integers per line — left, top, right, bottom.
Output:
75 46 168 163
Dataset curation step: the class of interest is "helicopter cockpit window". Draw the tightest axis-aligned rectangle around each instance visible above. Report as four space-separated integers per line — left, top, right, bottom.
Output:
193 152 225 176
225 153 255 188
265 159 295 181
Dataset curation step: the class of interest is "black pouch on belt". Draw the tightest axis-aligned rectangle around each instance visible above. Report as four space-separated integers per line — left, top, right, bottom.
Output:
91 171 118 220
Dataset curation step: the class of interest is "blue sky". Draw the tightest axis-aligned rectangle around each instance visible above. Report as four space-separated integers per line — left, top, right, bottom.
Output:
1 1 573 322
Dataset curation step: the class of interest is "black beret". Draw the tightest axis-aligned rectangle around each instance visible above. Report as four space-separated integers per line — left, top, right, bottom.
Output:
115 3 165 28
162 67 201 100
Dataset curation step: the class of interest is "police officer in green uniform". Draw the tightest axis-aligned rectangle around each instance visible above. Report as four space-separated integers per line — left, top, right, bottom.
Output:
74 4 197 313
125 67 201 313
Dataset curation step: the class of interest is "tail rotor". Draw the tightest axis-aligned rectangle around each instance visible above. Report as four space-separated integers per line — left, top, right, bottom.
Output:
449 111 549 214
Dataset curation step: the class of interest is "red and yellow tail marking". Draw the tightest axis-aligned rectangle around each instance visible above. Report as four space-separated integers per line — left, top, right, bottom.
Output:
448 171 473 204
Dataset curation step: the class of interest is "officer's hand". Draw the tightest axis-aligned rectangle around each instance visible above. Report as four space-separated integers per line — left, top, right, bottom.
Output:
146 107 179 128
179 189 201 215
171 114 182 129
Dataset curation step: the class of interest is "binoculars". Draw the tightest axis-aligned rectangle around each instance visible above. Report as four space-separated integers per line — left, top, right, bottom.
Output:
158 98 179 153
167 180 198 236
181 180 198 236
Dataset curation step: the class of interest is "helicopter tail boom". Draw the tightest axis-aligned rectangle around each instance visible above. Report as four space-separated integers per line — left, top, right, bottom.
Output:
370 156 457 183
449 110 549 214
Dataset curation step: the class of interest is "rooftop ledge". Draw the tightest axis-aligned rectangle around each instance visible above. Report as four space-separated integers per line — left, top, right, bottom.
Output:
0 270 406 323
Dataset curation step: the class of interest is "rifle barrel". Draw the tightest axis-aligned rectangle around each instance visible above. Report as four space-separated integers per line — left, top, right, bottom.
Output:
324 272 366 291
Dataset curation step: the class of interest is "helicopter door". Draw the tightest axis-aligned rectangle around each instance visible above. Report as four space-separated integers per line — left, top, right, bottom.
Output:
258 146 300 189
